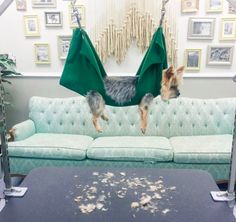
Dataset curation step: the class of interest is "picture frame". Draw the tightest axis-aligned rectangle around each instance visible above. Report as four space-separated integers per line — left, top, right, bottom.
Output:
15 0 27 11
220 18 236 40
32 0 56 8
69 5 86 28
229 4 236 14
185 49 201 71
44 12 62 27
188 17 215 40
23 15 40 37
207 45 234 66
57 35 72 60
206 0 223 12
34 43 51 64
181 0 199 13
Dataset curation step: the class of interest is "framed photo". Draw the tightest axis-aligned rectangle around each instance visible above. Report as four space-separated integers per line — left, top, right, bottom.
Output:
32 0 56 8
23 15 40 37
185 49 201 71
57 35 72 60
207 45 234 66
44 12 62 27
229 4 236 14
188 17 215 40
34 43 51 64
69 5 86 28
206 0 223 12
15 0 27 11
181 0 199 13
220 18 236 40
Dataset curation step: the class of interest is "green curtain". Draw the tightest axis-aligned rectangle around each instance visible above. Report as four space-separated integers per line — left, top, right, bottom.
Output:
60 27 168 107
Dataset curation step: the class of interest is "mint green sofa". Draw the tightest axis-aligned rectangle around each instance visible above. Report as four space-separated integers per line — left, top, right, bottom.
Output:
8 96 236 181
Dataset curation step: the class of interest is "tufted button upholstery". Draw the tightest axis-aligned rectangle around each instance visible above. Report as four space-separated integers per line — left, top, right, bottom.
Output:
29 96 236 138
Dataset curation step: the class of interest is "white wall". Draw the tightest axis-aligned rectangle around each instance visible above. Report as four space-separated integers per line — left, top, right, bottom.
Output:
0 0 235 77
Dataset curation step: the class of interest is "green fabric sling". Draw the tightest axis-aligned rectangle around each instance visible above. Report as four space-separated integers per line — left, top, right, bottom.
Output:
60 27 168 107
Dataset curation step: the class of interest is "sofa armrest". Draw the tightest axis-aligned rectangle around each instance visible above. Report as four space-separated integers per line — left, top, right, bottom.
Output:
10 120 36 141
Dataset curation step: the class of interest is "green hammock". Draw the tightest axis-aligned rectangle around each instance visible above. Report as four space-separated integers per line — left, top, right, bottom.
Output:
60 27 168 107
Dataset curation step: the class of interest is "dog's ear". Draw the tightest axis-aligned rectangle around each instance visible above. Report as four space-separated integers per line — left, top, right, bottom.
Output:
165 66 174 79
177 66 185 74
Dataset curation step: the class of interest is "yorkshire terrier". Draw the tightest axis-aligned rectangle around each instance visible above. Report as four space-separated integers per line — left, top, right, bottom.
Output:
86 66 184 134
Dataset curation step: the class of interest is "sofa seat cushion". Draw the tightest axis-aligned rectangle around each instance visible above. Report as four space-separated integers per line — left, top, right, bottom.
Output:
8 133 93 160
87 136 173 162
170 134 232 164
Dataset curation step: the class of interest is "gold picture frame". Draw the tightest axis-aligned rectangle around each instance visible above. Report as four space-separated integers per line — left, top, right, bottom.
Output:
69 5 86 28
181 0 199 13
207 45 234 66
16 0 27 11
229 4 236 14
57 35 72 60
185 49 201 71
32 0 56 8
34 43 51 64
206 0 223 13
220 18 236 40
23 15 40 37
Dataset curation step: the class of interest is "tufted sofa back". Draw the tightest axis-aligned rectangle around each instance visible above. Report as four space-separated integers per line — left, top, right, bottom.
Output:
29 96 236 138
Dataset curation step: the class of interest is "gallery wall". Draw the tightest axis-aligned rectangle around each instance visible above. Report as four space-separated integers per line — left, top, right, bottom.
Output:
179 0 236 77
0 0 236 76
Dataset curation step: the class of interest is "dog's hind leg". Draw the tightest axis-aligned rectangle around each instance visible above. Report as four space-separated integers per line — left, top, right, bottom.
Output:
101 113 109 121
86 90 106 133
92 115 103 133
139 93 154 134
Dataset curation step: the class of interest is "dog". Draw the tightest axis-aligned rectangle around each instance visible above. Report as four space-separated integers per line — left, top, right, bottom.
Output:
86 66 184 134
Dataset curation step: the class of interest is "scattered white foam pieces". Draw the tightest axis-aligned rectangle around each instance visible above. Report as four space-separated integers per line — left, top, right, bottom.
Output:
88 186 97 194
169 186 176 191
87 195 96 200
73 172 176 215
131 202 140 209
104 172 114 178
117 190 126 198
140 195 152 206
96 203 104 210
97 194 106 202
148 185 158 192
74 196 82 203
152 193 162 200
101 208 108 211
162 208 171 214
79 204 96 214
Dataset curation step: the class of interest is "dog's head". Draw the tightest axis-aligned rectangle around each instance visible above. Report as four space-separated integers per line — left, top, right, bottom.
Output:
160 66 184 101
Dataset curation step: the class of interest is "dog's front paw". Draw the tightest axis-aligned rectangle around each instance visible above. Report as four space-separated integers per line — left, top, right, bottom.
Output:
101 115 109 122
140 127 146 134
96 128 103 133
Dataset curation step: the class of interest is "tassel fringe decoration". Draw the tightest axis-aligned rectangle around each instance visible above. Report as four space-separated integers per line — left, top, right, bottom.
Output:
91 1 178 66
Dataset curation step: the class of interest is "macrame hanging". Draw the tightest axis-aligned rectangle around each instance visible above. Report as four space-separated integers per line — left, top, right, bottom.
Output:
87 0 178 66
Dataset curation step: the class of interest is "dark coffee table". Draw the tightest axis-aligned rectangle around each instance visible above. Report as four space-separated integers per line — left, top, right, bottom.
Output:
0 167 235 222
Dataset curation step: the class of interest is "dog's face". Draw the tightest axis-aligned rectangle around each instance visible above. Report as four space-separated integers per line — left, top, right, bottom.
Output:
161 66 184 101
